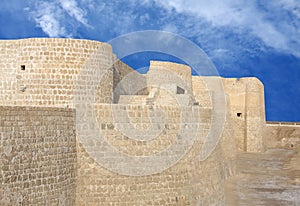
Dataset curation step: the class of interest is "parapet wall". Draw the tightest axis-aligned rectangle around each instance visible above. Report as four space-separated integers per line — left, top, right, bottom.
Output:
0 106 76 205
264 122 300 149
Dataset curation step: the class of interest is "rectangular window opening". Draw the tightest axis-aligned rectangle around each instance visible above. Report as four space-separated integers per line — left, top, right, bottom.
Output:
21 65 26 71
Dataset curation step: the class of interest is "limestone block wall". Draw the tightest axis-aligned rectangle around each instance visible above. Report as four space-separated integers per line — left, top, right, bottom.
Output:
0 38 270 205
191 76 213 107
76 104 236 205
264 122 300 149
147 61 192 94
151 89 181 106
112 60 147 103
223 77 265 152
0 106 76 205
244 78 265 152
222 78 247 152
192 76 266 153
118 95 148 104
0 38 113 107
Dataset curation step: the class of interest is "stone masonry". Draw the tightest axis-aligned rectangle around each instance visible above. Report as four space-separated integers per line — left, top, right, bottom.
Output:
0 38 299 205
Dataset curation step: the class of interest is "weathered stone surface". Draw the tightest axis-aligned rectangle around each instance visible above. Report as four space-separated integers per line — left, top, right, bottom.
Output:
0 106 76 205
0 38 298 205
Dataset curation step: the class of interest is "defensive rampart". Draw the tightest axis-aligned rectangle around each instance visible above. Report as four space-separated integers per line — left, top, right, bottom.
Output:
0 38 298 205
0 106 76 205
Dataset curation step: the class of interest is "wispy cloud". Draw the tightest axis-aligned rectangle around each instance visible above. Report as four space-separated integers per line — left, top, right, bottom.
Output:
29 1 68 37
28 0 90 37
27 0 300 57
58 0 89 26
277 0 300 18
153 0 300 57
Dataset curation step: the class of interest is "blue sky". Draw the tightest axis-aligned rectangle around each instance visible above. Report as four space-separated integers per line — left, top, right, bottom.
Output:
0 0 299 121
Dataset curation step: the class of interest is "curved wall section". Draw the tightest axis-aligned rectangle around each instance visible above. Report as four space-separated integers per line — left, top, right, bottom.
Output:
0 38 113 107
0 38 239 206
0 106 76 205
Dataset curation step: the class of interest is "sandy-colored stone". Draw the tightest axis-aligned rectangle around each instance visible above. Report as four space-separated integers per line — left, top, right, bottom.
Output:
0 38 298 205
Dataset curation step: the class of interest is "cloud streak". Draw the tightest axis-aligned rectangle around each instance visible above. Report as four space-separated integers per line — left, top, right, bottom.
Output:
29 0 90 37
153 0 300 57
58 0 89 26
27 0 300 57
30 1 68 37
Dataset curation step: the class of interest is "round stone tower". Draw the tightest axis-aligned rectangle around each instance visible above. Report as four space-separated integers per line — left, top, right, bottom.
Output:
0 38 113 107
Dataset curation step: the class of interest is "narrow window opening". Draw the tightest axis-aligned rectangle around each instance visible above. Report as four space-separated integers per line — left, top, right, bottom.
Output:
237 112 242 117
176 86 185 94
21 65 25 71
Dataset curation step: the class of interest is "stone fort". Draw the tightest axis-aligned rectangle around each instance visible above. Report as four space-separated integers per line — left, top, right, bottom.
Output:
0 38 299 205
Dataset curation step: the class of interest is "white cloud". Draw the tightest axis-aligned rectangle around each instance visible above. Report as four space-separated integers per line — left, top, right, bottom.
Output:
153 0 300 57
27 0 300 57
30 1 69 37
58 0 89 26
277 0 300 18
29 0 90 37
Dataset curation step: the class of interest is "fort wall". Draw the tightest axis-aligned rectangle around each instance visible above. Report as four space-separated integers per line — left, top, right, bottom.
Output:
0 38 297 205
0 38 113 107
0 106 76 205
112 60 147 103
222 78 265 152
76 104 236 205
191 76 266 153
264 122 300 149
147 61 192 90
